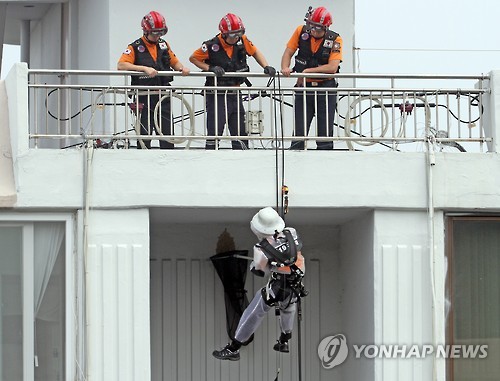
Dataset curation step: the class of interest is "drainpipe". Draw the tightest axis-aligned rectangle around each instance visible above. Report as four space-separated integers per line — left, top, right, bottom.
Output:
426 133 444 381
425 134 436 374
82 139 93 381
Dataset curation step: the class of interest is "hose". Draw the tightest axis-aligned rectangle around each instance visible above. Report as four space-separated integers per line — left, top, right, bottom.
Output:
153 91 195 146
344 94 432 150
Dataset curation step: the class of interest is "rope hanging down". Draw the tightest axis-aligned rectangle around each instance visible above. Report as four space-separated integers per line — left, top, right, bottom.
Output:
268 73 303 381
267 74 288 221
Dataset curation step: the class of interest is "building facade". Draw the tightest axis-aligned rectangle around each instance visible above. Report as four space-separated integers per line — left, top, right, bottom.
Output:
1 1 499 381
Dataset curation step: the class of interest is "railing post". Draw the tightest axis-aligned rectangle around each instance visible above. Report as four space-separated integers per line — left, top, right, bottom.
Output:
483 70 500 153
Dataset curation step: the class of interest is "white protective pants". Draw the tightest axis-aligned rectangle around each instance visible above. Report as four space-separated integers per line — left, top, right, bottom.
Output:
234 289 296 344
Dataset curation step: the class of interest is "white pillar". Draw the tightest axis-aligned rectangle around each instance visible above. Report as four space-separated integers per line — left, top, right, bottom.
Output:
82 208 151 381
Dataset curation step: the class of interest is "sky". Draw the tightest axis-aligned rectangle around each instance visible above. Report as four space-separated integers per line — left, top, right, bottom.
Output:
2 0 500 79
1 44 20 80
354 0 500 75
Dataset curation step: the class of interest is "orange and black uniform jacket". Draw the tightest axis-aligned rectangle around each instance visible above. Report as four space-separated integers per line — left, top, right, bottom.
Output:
118 36 180 86
287 25 343 82
191 34 258 86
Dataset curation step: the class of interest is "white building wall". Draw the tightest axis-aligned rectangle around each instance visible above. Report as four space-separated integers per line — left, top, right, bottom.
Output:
78 0 109 77
29 4 61 72
373 210 440 381
9 147 500 212
340 211 375 380
82 208 150 381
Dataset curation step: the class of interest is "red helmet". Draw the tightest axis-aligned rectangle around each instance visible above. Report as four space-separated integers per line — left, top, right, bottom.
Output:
141 11 168 36
219 13 245 37
306 6 332 29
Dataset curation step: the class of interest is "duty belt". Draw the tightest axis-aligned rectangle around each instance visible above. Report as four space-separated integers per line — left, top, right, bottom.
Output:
307 78 337 87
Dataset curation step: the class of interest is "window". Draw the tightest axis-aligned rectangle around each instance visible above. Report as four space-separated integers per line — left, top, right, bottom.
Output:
33 222 66 381
0 215 74 381
0 226 23 380
446 216 500 381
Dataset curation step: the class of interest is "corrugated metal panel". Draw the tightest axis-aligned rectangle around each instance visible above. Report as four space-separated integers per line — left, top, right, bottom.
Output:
151 258 322 381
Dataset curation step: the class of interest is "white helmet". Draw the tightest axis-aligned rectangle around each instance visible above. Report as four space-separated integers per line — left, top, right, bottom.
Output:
250 207 285 236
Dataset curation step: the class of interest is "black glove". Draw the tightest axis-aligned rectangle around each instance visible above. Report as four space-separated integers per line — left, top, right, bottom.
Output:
263 66 276 76
251 267 265 277
209 65 225 77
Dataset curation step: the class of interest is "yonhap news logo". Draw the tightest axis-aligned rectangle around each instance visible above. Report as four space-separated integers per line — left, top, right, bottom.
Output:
317 334 488 369
317 334 349 369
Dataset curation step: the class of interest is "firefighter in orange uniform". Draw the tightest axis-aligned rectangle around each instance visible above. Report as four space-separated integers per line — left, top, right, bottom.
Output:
190 13 276 150
281 6 343 150
118 11 190 149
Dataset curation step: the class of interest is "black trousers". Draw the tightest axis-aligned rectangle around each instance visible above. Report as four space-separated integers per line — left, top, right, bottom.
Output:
290 79 338 150
137 94 173 149
205 91 248 150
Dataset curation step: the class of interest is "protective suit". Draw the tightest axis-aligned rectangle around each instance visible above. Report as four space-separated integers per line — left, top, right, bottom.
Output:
213 207 307 360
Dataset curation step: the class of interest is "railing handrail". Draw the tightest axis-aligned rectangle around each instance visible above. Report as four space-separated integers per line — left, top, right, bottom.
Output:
27 69 490 81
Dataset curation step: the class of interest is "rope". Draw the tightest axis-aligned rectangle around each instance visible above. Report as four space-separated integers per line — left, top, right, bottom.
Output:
268 72 305 381
267 73 288 380
268 74 288 220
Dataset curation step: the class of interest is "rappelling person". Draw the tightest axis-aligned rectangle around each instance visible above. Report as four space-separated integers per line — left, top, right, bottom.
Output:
212 207 307 361
189 13 276 150
281 6 343 150
117 10 190 149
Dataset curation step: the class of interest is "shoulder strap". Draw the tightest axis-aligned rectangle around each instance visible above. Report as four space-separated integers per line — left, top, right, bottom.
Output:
131 38 142 46
258 229 297 267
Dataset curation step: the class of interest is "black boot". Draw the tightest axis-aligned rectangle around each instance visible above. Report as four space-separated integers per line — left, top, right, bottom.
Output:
273 332 291 353
213 341 241 361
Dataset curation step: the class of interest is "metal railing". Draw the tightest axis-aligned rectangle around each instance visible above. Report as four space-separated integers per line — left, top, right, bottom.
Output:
27 70 490 152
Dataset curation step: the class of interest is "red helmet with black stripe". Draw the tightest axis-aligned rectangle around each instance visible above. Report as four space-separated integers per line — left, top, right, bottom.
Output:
141 11 168 36
306 6 332 29
219 13 245 37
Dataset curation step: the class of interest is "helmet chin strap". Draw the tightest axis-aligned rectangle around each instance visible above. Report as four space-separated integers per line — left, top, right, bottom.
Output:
222 35 240 45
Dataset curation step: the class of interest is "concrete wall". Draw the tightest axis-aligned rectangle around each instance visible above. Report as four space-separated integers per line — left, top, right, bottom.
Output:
8 148 500 213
